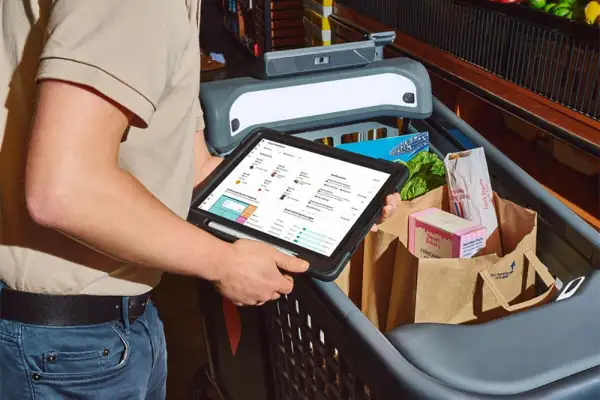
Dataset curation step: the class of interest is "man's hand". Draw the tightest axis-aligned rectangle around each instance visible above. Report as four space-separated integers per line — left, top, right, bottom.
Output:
371 193 401 232
193 129 311 305
215 239 309 306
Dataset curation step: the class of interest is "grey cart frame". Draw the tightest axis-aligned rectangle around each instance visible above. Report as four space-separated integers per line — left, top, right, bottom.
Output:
190 45 600 400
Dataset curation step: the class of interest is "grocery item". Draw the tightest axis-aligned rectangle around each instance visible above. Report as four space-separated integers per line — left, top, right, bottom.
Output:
336 133 444 201
444 148 503 256
530 0 547 9
585 1 600 24
408 208 487 259
399 151 446 201
336 132 429 164
552 5 572 16
534 0 580 18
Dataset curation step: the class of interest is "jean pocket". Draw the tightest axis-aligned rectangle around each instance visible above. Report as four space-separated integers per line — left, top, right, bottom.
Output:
23 323 130 382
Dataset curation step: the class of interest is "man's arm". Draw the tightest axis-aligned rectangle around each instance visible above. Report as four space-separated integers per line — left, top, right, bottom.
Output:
26 80 233 281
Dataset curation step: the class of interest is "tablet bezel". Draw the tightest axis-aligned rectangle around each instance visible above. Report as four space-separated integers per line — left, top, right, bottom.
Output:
188 128 409 281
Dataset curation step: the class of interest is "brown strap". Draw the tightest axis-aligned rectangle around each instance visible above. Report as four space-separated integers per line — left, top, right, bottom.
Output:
479 250 556 312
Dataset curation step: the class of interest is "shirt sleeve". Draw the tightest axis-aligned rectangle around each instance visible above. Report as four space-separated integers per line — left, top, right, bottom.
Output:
36 0 185 127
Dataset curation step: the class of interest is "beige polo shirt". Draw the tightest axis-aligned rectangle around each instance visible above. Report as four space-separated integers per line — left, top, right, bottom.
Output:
0 0 203 295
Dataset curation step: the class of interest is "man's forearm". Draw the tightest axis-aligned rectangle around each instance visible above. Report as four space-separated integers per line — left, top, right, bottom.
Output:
32 165 233 281
195 155 223 187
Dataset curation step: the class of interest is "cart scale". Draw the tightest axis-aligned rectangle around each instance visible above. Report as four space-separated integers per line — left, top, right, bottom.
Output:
190 36 600 400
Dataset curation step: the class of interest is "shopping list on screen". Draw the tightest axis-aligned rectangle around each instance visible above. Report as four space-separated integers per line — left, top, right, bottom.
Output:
199 139 390 257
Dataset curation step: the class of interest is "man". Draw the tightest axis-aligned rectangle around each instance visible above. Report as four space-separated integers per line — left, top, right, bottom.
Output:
0 1 399 399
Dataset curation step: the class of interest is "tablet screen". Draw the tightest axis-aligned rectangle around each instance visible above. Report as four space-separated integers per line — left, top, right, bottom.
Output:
198 138 390 257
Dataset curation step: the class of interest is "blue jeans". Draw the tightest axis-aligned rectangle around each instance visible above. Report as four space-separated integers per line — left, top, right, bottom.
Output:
0 284 167 399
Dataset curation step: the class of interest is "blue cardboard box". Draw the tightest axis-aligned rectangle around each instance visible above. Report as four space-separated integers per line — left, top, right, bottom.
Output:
336 132 429 163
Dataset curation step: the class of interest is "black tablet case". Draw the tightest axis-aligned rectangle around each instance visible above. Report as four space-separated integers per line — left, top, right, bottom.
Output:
188 128 409 281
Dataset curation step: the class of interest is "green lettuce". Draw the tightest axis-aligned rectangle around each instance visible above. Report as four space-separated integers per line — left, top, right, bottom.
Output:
398 151 446 201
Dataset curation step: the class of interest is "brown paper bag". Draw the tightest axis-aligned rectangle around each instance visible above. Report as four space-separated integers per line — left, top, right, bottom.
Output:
358 186 447 330
334 242 365 309
360 232 399 330
361 186 557 332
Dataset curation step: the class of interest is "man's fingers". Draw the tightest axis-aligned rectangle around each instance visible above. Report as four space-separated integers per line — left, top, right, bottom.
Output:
382 204 395 219
386 193 401 207
270 250 307 294
374 194 401 227
373 206 393 228
255 292 281 307
277 274 294 294
274 251 309 273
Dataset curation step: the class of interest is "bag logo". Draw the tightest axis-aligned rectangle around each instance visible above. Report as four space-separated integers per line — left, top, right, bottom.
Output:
491 260 516 280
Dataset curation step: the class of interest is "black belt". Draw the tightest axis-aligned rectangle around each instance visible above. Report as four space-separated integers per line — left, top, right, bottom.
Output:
0 288 151 326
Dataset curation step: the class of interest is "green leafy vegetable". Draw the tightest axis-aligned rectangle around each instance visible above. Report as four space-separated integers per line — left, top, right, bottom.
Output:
398 151 446 201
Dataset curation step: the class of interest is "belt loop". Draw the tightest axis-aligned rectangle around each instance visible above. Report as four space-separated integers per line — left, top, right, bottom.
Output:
121 296 130 333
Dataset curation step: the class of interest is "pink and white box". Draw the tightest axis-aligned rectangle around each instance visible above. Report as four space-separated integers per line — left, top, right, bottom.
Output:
408 208 487 259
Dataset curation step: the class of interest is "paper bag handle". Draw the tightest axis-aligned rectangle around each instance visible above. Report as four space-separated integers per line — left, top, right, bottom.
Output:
479 251 556 313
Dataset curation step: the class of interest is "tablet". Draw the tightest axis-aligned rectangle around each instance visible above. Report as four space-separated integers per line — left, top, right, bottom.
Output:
188 128 409 281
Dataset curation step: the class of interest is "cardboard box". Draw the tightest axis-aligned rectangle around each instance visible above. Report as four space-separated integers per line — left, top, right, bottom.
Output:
408 208 487 259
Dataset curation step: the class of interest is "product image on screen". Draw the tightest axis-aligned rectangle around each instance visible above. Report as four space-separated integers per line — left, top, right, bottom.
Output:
198 139 390 257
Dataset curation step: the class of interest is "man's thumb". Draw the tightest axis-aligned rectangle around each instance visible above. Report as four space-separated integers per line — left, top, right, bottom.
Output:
275 252 309 273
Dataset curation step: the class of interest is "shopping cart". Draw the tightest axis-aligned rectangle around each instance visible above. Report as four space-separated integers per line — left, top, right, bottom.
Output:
189 36 600 399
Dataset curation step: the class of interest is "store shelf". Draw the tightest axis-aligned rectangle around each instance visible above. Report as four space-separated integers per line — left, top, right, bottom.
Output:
221 21 258 57
336 0 599 122
222 0 260 56
222 0 307 55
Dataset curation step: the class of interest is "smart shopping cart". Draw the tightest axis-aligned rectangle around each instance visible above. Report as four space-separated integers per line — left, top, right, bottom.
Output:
190 36 600 400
